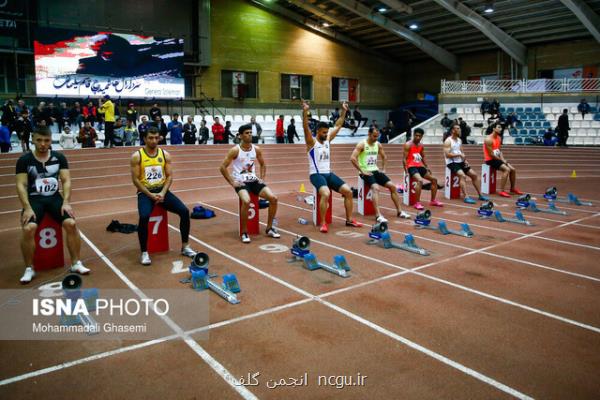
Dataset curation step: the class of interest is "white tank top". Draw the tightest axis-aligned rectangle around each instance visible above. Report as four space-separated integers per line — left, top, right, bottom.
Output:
445 137 464 165
308 139 330 174
232 144 258 183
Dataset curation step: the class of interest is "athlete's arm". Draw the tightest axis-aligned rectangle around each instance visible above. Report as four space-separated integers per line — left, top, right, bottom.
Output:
255 146 267 181
16 173 34 225
443 137 454 159
379 144 387 172
219 146 241 188
403 142 410 172
421 147 428 168
158 150 174 199
328 102 348 142
301 100 315 151
350 142 367 175
59 168 75 218
130 151 157 201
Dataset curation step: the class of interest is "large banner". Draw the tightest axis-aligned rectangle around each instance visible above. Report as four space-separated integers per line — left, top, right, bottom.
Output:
34 29 184 98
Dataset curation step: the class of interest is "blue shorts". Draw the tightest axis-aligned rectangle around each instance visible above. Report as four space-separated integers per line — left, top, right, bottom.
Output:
310 173 345 192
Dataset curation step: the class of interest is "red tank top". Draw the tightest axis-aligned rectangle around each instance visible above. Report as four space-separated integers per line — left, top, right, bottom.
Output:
406 141 424 168
483 135 501 161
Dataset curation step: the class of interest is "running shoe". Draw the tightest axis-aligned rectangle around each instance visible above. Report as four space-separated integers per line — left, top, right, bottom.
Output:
430 200 444 207
345 219 363 227
241 233 251 243
397 210 411 219
498 191 511 198
20 267 35 284
464 197 476 204
266 227 281 238
510 188 524 195
414 202 424 211
140 252 151 266
319 224 329 233
70 261 90 274
376 215 388 223
181 246 196 258
478 195 489 201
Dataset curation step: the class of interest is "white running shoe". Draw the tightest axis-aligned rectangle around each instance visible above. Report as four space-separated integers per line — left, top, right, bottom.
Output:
20 267 35 284
70 261 90 275
376 215 388 224
181 246 196 258
266 227 281 238
140 252 151 266
241 233 251 243
397 210 411 219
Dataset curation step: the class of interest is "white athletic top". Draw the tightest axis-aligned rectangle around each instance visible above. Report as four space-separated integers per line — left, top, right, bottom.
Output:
232 144 258 183
445 136 464 165
308 139 331 174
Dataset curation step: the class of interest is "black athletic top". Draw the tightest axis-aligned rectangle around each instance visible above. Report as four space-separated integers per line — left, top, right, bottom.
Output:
16 151 68 197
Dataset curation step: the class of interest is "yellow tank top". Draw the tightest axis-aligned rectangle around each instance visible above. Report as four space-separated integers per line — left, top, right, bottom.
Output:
139 148 166 190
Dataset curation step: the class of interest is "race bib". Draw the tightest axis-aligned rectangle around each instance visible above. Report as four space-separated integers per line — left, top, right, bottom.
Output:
413 153 423 163
366 155 378 167
240 171 258 182
35 177 59 196
493 149 502 157
144 166 164 185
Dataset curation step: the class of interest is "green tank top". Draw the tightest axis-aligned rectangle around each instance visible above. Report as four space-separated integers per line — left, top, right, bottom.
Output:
358 140 379 172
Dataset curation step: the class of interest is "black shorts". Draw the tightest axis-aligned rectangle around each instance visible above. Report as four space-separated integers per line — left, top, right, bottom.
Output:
485 159 505 170
360 171 391 187
310 173 345 192
447 162 471 174
24 194 70 225
235 180 267 196
408 166 428 177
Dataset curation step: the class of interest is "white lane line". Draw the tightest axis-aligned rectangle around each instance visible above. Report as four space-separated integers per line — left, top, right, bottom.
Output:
78 231 258 400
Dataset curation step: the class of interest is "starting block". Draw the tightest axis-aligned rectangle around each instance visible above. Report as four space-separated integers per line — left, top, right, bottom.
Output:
544 187 592 207
444 167 461 199
59 274 99 335
239 192 260 236
367 222 429 256
33 215 65 270
414 210 473 238
147 205 169 253
312 187 332 226
403 172 418 206
288 236 350 278
187 252 240 304
357 176 375 216
481 164 496 195
494 210 532 226
516 194 568 215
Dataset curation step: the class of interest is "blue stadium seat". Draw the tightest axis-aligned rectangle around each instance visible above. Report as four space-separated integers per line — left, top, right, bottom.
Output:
525 121 533 128
509 128 517 137
538 129 546 136
507 107 515 113
594 113 600 121
515 138 524 145
543 121 551 128
516 107 524 113
516 121 523 128
525 107 533 113
519 129 527 136
499 107 506 113
528 129 537 136
524 137 535 145
533 121 541 128
520 114 528 120
450 107 457 113
534 107 541 113
589 107 597 113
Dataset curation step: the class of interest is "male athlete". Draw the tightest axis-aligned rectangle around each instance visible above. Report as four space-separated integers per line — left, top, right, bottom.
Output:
220 124 280 243
130 127 196 265
443 123 488 203
483 122 523 198
302 100 362 233
403 128 443 210
350 126 411 222
16 127 90 283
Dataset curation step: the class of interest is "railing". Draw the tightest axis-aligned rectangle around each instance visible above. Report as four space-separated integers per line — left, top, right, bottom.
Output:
441 78 600 94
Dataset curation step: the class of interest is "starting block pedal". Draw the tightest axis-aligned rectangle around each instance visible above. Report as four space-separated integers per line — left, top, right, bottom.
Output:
521 200 568 216
367 225 429 256
494 210 532 226
188 252 240 304
59 275 99 335
414 210 473 237
568 193 592 207
289 237 350 277
544 187 592 206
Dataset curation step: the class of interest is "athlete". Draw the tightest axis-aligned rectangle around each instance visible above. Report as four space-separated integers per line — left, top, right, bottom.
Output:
350 126 411 222
403 128 444 210
443 123 488 203
483 122 523 198
220 124 280 243
130 127 196 265
16 127 90 284
302 100 362 233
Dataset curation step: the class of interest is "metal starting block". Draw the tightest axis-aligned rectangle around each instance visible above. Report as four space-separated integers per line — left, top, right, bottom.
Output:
59 274 99 335
186 252 240 304
289 236 351 278
367 222 429 256
494 210 532 226
544 187 592 206
517 196 568 216
414 210 474 238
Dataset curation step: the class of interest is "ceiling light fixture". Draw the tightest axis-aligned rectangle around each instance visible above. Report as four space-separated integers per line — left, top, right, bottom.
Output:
409 23 418 30
322 22 330 27
378 7 387 13
484 2 494 13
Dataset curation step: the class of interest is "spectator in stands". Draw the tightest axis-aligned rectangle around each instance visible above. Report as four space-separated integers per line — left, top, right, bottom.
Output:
47 102 59 131
353 106 368 128
14 109 32 152
491 98 500 114
58 102 69 133
543 128 557 147
480 98 490 118
250 116 262 143
183 116 197 144
276 115 285 143
380 120 395 144
1 99 16 129
212 116 225 144
223 120 236 144
577 99 590 118
78 121 97 148
557 109 570 147
330 108 340 126
149 103 162 121
126 103 138 126
168 113 183 145
59 126 77 149
113 118 125 146
69 102 83 129
138 116 150 145
506 112 520 128
458 117 470 144
440 113 452 130
99 95 116 148
82 101 97 126
370 119 378 129
32 102 50 127
287 118 299 143
124 120 137 146
152 115 168 145
15 99 29 116
199 120 209 144
0 122 11 153
307 112 318 136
